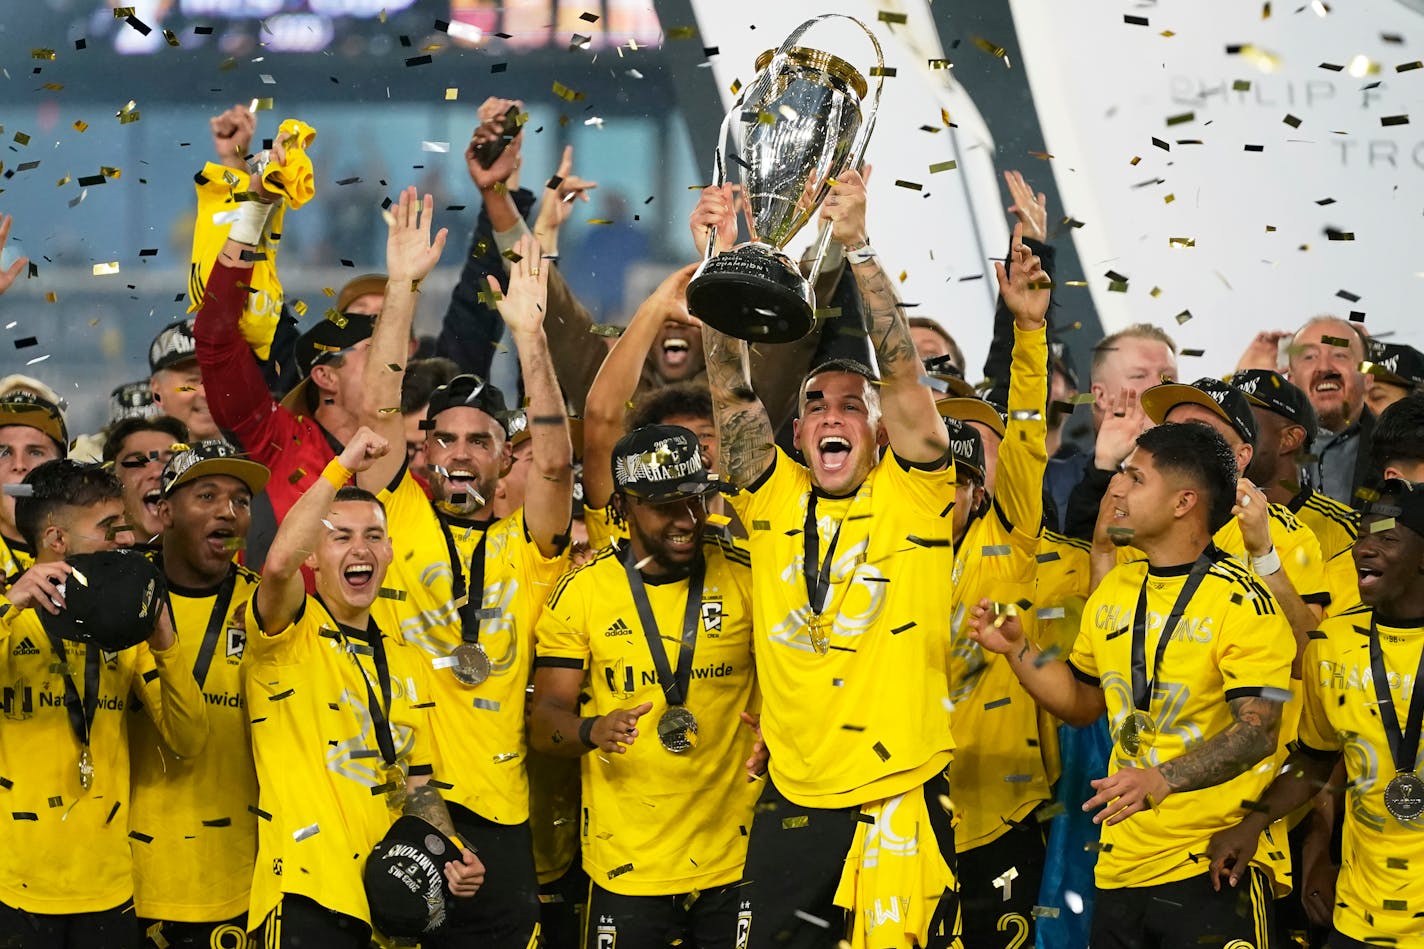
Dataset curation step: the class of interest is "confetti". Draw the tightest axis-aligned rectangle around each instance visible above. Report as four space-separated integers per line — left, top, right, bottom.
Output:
878 11 908 24
293 823 320 841
929 160 957 174
971 36 1010 66
1382 115 1410 127
421 141 450 153
92 262 120 276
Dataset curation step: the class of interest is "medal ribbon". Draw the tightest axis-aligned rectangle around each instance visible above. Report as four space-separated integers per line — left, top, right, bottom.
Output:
1368 617 1424 776
191 570 238 689
438 514 491 646
329 606 397 769
802 493 845 621
39 626 102 757
1130 546 1222 711
622 544 706 708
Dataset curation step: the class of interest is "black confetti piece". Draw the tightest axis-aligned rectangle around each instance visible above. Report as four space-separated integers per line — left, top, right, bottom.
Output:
129 830 154 843
1382 114 1410 126
13 337 37 349
406 55 433 67
12 812 37 821
983 696 1012 710
890 622 916 635
269 689 295 701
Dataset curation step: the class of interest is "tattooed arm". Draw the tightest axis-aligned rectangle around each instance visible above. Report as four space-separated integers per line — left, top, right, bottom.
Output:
703 323 776 489
821 169 949 466
405 775 487 896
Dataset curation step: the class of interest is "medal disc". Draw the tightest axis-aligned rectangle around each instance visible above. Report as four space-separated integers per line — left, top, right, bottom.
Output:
78 744 94 791
1117 711 1156 758
658 706 699 754
1385 772 1424 822
450 643 491 686
807 615 830 655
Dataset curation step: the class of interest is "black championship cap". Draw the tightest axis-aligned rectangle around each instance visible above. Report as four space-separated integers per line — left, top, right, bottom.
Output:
38 549 167 651
279 312 378 413
109 381 159 426
611 424 718 502
0 390 69 453
425 374 512 436
161 440 270 498
363 815 457 938
1362 479 1424 536
943 415 985 481
1367 342 1424 390
1141 377 1258 447
148 318 198 374
1229 369 1318 432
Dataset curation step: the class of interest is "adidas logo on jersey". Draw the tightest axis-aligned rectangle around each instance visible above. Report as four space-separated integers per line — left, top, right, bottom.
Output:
12 637 39 656
604 618 634 637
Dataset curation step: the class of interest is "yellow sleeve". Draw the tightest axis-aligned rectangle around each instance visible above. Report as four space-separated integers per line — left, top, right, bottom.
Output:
515 512 572 608
1216 588 1294 700
880 449 958 521
133 641 210 759
996 323 1048 542
727 447 808 527
583 503 622 551
1272 511 1330 607
1296 634 1341 752
244 592 311 665
534 570 591 667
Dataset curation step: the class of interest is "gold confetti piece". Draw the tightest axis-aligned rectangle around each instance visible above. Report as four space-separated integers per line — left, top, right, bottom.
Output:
1237 44 1282 73
971 36 1010 66
72 120 88 132
445 87 459 100
1163 194 1175 204
249 97 274 112
781 816 809 828
163 29 178 47
44 292 57 303
92 261 120 276
552 81 585 102
377 407 400 415
12 132 29 146
666 25 696 39
55 174 70 187
1129 155 1141 165
1027 149 1053 161
706 513 731 527
869 66 896 77
1069 392 1096 405
1175 310 1193 324
1233 79 1251 91
32 48 56 60
477 289 503 306
1149 286 1162 298
894 179 923 191
291 300 307 316
101 166 120 178
1370 517 1396 533
589 323 624 338
927 58 952 69
588 218 613 225
222 537 247 551
1168 237 1196 248
1165 111 1195 126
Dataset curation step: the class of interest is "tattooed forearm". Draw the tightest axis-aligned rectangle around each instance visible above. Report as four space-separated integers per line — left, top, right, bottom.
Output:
703 324 775 488
850 257 917 382
404 783 459 838
1157 695 1282 794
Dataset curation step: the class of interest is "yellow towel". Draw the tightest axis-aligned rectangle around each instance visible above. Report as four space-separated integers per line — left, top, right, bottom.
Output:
260 119 317 209
833 784 962 949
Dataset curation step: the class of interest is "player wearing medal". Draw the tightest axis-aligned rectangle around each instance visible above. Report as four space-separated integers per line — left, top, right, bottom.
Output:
530 424 758 949
130 442 268 948
0 460 208 948
244 425 481 947
357 189 574 949
968 421 1294 947
704 170 961 949
1207 478 1424 947
0 389 67 582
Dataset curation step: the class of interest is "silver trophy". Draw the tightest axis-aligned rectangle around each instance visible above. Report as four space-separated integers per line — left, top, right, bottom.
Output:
686 15 884 343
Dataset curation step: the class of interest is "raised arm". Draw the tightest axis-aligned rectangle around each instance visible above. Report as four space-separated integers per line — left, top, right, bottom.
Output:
1231 479 1325 676
967 598 1107 727
583 263 700 508
493 234 573 555
993 223 1051 534
255 427 389 634
359 186 447 493
821 170 947 464
703 324 776 489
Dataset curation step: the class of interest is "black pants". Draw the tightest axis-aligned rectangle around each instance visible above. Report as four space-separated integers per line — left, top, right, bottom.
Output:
251 895 371 949
0 899 138 949
140 915 248 948
956 810 1047 949
584 882 742 949
1091 868 1275 949
541 861 590 949
742 772 960 949
423 804 540 949
1326 930 1388 948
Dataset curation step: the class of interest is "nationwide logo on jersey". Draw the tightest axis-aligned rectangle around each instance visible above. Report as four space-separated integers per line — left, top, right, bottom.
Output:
701 600 723 634
12 637 39 656
605 618 633 638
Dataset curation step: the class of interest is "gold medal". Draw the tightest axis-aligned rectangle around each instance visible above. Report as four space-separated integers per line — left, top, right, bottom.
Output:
1117 711 1156 758
807 614 830 655
78 743 94 791
380 765 407 810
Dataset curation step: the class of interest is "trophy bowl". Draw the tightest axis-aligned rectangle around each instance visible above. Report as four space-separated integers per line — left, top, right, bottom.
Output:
686 17 884 343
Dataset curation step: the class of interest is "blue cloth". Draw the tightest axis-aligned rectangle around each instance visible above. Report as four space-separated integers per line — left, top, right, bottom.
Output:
1036 717 1111 949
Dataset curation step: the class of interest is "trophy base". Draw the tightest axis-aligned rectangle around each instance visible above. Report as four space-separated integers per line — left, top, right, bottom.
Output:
687 245 814 343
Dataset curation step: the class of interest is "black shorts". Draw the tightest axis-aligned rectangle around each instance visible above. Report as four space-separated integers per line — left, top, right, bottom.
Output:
741 771 960 949
540 861 590 949
584 882 742 949
423 804 540 949
1090 868 1275 949
956 809 1047 949
250 895 370 949
0 898 138 949
1326 930 1386 949
140 915 248 949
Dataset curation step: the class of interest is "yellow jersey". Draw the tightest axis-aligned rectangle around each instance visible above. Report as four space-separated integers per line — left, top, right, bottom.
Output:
527 745 581 884
0 533 34 585
1288 489 1359 618
374 470 568 825
584 503 622 551
243 595 437 929
728 446 957 808
535 537 758 895
130 564 262 923
0 598 208 913
1298 606 1424 944
1067 553 1295 889
947 323 1054 851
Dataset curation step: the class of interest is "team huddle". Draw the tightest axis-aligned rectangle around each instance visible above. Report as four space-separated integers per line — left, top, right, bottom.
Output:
1 96 1422 949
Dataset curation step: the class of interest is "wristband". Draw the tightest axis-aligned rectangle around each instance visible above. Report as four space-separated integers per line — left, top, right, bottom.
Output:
578 716 599 749
1251 547 1282 577
321 459 354 491
846 242 876 265
227 198 275 247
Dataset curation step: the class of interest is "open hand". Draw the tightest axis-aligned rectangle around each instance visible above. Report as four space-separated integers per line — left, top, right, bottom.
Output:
385 186 448 285
966 597 1027 656
589 701 653 754
1004 169 1048 243
535 145 597 241
488 234 550 337
995 222 1050 330
1083 764 1170 825
0 214 27 296
5 561 72 614
1094 387 1148 471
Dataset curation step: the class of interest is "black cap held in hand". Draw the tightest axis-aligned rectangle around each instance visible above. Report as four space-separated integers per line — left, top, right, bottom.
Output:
364 815 457 937
38 550 167 652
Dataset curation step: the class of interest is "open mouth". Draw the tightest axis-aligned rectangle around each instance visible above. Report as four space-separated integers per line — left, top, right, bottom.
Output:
206 527 235 554
1313 375 1343 395
818 435 851 472
665 530 696 552
1358 566 1383 591
661 337 690 369
143 489 162 520
343 563 375 589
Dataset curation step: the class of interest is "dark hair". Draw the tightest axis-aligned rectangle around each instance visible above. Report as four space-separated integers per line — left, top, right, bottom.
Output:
400 357 462 416
333 485 386 514
629 383 713 431
801 357 879 400
1135 421 1239 532
101 415 189 464
1371 392 1424 474
15 460 124 549
907 317 965 370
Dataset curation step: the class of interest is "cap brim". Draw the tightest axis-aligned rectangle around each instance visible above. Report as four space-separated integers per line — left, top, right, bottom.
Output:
150 353 199 374
929 374 977 399
622 474 722 503
0 404 67 449
936 397 1006 438
166 458 271 497
336 273 389 314
1139 384 1233 428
